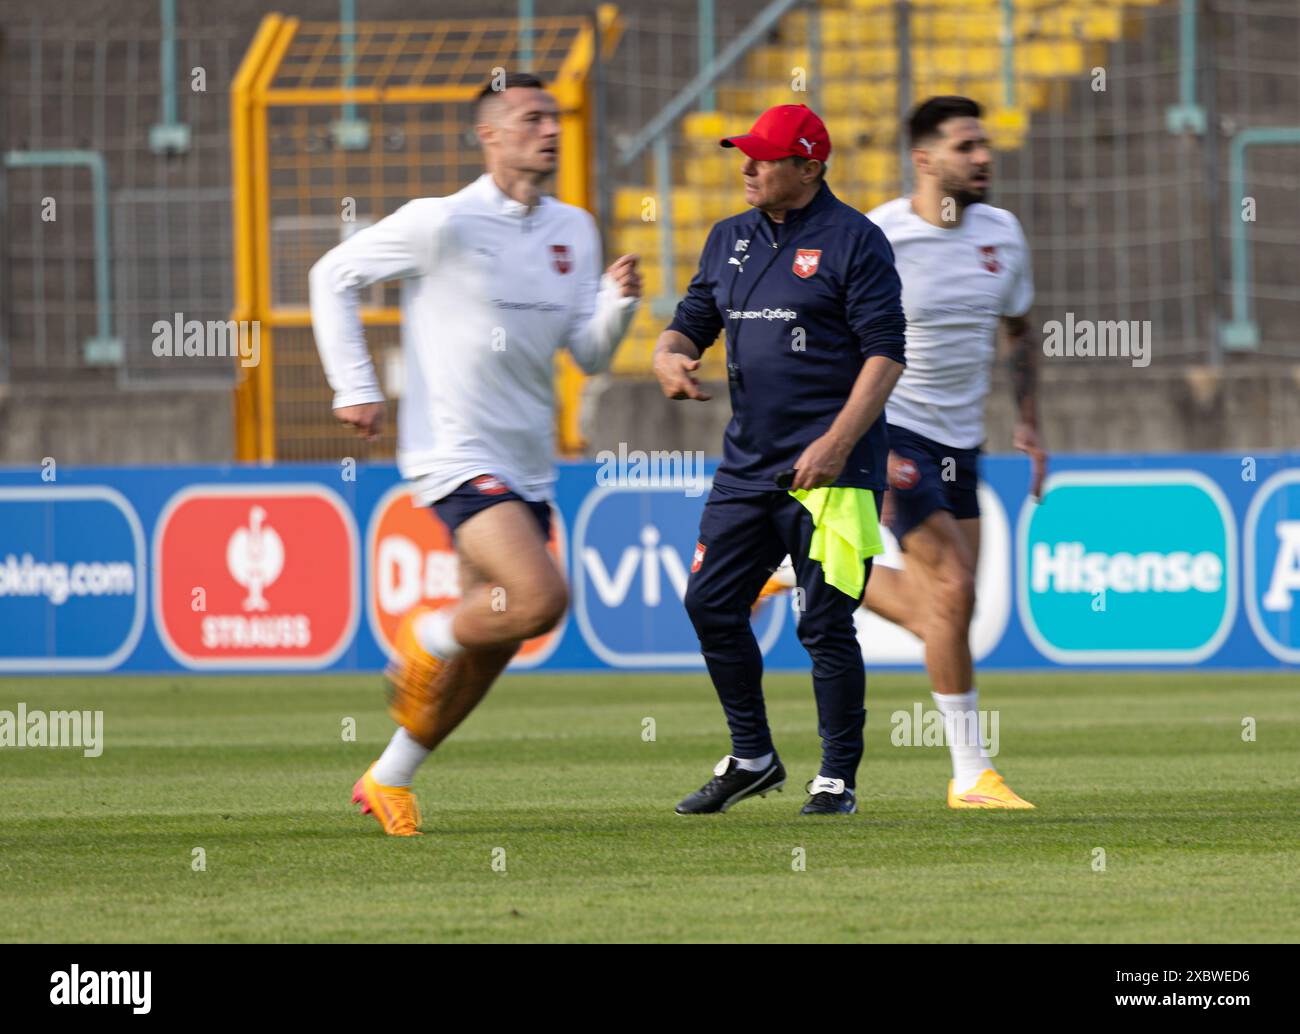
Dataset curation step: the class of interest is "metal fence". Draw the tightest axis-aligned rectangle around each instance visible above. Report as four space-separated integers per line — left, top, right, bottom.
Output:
2 0 1298 396
600 0 1300 371
1 15 246 385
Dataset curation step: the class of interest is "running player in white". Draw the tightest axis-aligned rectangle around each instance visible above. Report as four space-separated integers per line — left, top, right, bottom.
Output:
310 72 640 835
762 96 1043 808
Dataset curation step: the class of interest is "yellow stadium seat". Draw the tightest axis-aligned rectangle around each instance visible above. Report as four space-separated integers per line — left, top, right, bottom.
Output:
821 78 898 117
682 111 726 144
1080 8 1125 41
639 264 694 299
940 11 1002 42
782 11 810 44
986 107 1027 150
820 10 851 47
672 191 708 226
856 149 899 186
747 47 807 81
612 224 659 257
1023 41 1086 75
821 49 856 78
683 159 730 189
613 187 651 224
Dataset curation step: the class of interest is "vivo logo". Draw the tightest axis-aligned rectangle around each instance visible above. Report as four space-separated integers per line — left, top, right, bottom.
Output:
582 526 689 607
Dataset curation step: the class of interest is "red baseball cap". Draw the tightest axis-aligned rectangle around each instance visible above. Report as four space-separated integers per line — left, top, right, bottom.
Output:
721 104 831 162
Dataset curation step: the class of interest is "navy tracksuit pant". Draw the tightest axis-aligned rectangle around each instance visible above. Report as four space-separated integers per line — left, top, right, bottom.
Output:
683 481 881 788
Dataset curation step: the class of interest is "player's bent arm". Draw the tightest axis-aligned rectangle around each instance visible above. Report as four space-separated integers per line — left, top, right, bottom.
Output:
1003 314 1038 428
567 271 640 375
563 214 640 375
1003 313 1048 499
308 199 440 411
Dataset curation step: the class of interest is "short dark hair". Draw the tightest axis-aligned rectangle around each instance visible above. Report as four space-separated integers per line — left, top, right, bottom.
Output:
474 71 545 121
908 96 982 147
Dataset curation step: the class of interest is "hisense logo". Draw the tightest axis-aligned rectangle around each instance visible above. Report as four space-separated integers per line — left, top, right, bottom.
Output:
50 965 150 1013
1031 542 1223 594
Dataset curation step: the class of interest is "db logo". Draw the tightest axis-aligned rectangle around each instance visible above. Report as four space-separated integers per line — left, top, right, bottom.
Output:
888 453 920 490
153 485 359 668
366 485 567 668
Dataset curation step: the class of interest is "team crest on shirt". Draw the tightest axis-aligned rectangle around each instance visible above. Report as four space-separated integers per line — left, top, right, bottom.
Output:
792 249 821 279
550 244 572 274
978 245 1001 274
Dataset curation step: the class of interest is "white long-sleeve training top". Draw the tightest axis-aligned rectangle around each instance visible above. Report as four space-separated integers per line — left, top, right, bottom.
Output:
309 172 638 503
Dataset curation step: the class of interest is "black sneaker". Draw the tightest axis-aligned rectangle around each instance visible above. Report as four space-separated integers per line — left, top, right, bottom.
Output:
675 755 786 814
800 776 857 815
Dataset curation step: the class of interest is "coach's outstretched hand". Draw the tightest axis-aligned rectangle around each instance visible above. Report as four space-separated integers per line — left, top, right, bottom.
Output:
335 401 385 442
606 254 642 299
654 352 713 402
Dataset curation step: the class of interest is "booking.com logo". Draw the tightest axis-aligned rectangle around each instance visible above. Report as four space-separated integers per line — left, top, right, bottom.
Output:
1017 471 1236 663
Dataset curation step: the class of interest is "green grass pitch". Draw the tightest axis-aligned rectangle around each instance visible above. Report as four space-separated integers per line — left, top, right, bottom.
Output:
1 671 1296 943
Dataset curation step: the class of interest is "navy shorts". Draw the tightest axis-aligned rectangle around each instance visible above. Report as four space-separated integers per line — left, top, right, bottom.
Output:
432 474 552 539
883 423 981 544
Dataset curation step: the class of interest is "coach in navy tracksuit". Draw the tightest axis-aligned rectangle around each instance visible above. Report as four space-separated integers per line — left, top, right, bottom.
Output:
653 104 906 815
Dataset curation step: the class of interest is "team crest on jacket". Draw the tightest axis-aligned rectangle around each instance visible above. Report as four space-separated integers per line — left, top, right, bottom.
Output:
792 249 821 279
978 245 1000 274
551 244 572 274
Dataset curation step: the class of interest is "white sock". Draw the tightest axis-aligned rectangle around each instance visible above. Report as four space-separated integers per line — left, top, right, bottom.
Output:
415 608 464 660
371 727 432 787
735 751 774 772
932 689 993 794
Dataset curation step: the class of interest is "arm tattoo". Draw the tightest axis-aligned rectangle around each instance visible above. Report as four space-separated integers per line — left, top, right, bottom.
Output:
1005 316 1038 425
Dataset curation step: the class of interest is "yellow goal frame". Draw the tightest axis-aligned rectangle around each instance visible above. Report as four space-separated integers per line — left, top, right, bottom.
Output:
230 9 622 461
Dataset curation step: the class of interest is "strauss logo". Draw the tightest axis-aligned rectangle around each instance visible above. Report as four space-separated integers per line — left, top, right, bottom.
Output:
226 505 284 611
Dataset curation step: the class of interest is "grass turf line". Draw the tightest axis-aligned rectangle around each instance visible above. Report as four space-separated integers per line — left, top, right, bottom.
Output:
0 672 1296 942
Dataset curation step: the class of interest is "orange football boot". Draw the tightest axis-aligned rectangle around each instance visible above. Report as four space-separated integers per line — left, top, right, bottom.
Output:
947 769 1035 809
352 763 423 836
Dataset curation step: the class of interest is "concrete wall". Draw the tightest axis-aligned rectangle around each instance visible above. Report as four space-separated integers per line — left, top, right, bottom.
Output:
582 362 1300 461
0 383 234 466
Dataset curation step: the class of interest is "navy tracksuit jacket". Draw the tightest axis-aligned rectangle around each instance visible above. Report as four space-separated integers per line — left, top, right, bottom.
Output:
668 182 906 785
